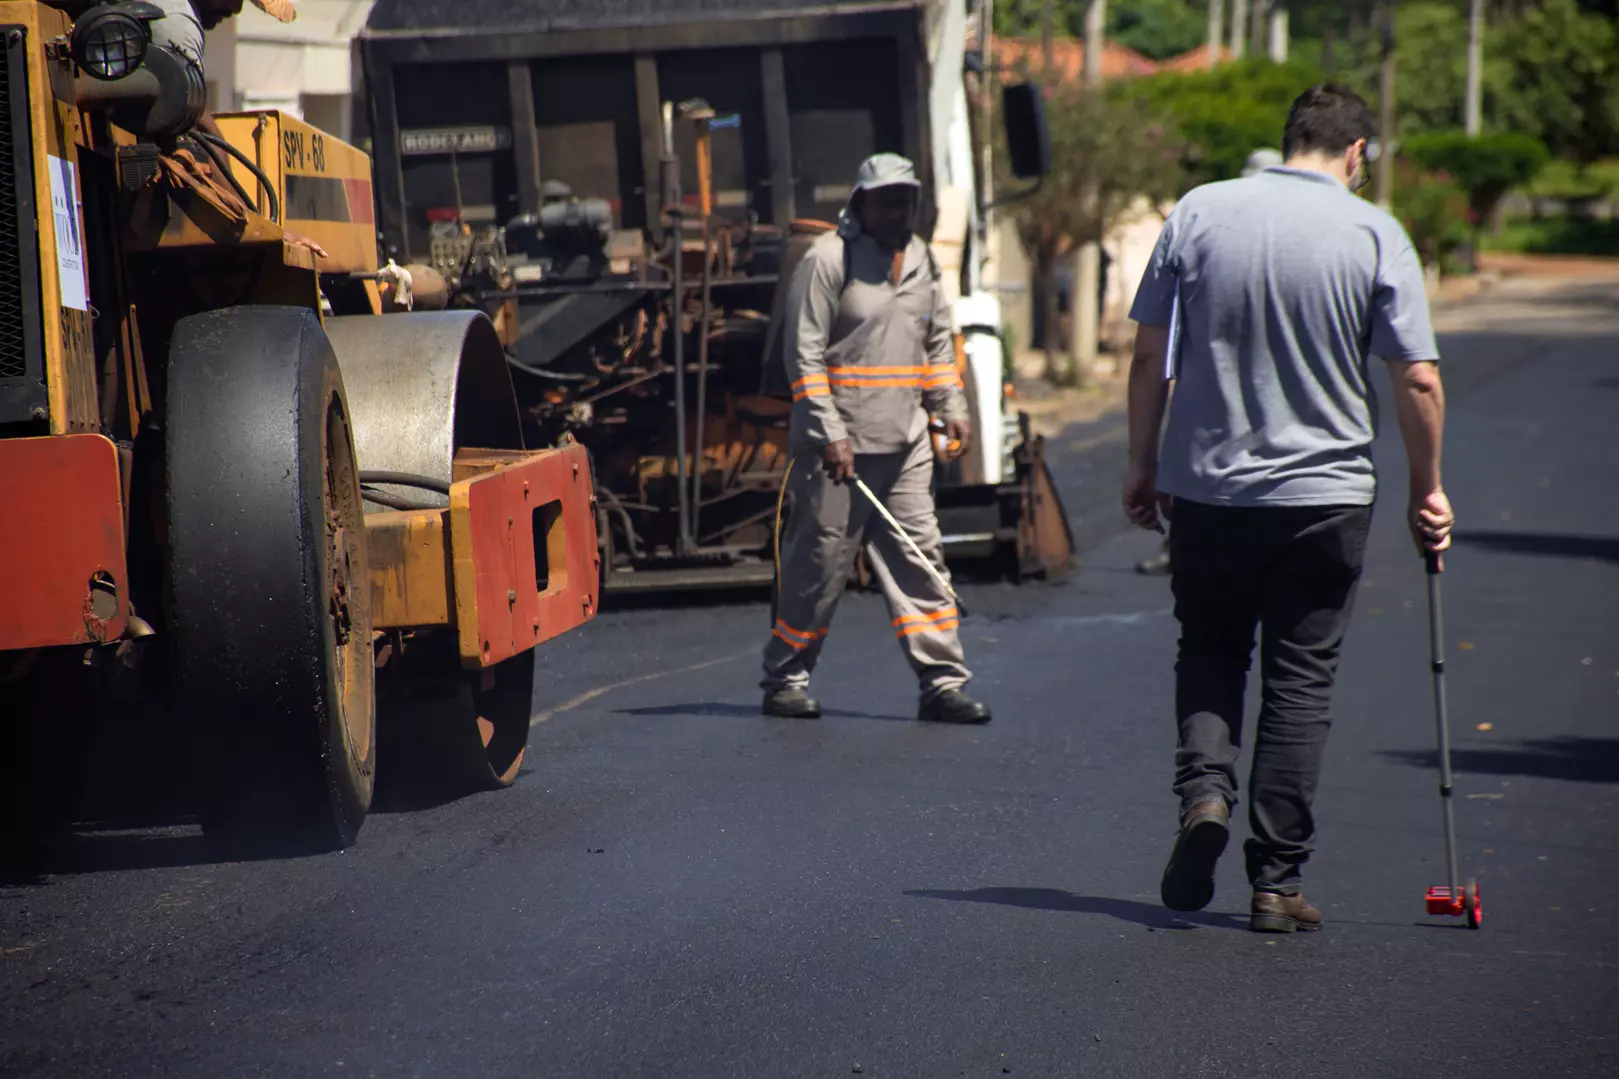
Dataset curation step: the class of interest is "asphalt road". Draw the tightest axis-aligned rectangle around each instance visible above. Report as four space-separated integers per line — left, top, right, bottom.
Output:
4 277 1617 1078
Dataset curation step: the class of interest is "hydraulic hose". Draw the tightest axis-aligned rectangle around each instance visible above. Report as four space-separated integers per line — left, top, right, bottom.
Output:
358 470 450 495
194 130 280 224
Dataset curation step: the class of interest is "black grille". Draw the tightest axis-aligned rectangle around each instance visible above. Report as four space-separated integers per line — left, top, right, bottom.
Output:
0 25 47 424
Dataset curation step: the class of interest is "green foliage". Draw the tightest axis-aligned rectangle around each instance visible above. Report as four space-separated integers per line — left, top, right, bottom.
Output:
1481 215 1619 256
1107 0 1206 60
1523 158 1619 203
1401 130 1550 240
1391 158 1470 266
1114 58 1324 191
1490 0 1619 165
994 74 1185 248
991 0 1204 60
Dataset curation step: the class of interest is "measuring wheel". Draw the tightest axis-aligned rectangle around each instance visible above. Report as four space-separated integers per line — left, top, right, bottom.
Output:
166 306 376 853
1466 878 1483 929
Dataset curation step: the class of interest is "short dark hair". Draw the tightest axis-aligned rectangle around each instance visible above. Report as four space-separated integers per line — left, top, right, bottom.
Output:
1282 84 1376 160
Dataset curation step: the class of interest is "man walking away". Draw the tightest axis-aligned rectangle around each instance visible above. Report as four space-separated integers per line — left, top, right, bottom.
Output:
1123 85 1455 932
761 153 991 726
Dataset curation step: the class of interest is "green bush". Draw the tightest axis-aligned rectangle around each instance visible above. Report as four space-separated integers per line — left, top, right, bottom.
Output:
1401 131 1550 258
1392 159 1471 267
1113 59 1325 192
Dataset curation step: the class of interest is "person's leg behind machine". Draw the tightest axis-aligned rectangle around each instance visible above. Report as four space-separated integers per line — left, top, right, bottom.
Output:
863 436 989 724
761 456 870 717
1246 504 1373 933
1160 500 1263 911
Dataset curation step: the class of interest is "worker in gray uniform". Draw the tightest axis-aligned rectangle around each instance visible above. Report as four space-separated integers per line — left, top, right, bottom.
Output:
761 153 991 726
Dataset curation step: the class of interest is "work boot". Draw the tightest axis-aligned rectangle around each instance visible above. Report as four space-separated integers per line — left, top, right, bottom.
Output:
1159 798 1230 911
762 688 821 719
1251 889 1323 934
919 689 992 725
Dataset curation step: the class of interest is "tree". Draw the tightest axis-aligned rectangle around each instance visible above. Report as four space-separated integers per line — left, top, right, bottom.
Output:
1116 57 1324 192
1489 0 1619 164
1402 129 1550 261
993 0 1207 60
994 75 1185 383
1109 0 1207 59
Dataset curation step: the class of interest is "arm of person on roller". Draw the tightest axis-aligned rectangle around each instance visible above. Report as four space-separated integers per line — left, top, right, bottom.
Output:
785 247 854 482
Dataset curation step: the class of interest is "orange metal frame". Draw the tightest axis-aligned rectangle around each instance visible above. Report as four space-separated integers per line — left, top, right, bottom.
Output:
449 442 599 668
366 443 600 668
0 434 128 650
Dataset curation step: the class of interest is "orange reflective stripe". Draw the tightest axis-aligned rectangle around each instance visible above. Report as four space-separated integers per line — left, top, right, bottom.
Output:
773 620 828 651
897 618 959 638
892 608 959 628
791 374 830 401
826 366 933 376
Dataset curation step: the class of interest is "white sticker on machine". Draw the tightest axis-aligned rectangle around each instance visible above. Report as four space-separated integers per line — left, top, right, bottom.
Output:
48 155 88 312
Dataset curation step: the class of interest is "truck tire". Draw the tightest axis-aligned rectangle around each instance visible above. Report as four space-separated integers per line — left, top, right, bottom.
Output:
166 306 375 853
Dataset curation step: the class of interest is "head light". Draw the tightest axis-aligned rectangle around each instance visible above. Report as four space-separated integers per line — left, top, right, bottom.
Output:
71 6 153 82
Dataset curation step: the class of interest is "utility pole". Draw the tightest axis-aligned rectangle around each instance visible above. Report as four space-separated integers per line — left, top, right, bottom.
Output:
1070 0 1105 386
1465 0 1483 136
1377 1 1396 209
1206 0 1224 65
1042 0 1054 71
1268 1 1289 62
1229 0 1248 59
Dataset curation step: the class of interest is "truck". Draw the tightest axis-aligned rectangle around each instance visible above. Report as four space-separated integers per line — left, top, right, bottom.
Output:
356 0 1075 593
0 0 599 858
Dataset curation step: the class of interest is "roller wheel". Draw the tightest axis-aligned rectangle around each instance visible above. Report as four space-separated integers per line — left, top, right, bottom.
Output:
166 306 375 853
1466 878 1482 929
376 638 537 804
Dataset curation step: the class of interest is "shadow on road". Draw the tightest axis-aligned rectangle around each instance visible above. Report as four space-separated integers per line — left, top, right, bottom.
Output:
1383 736 1619 784
1452 530 1619 564
904 886 1246 931
617 702 912 722
0 818 299 885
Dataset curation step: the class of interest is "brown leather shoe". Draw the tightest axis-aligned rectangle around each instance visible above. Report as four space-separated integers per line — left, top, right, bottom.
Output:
1251 890 1323 933
1159 798 1230 911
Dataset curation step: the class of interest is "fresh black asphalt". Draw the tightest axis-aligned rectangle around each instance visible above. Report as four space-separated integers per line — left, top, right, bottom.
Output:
3 279 1616 1078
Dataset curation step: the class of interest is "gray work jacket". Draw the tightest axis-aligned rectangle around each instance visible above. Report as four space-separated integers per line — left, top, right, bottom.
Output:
782 228 966 456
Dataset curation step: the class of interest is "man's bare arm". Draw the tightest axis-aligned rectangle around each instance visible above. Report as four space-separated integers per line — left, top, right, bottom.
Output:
1386 359 1454 558
1122 323 1171 531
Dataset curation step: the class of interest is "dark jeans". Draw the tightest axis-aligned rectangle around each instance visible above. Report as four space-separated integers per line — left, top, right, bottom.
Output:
1167 498 1373 893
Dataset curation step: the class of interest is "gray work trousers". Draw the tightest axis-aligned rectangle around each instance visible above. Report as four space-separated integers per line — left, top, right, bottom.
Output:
762 433 970 703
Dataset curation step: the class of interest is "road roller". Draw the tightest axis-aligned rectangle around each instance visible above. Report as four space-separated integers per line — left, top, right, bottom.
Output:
0 1 599 857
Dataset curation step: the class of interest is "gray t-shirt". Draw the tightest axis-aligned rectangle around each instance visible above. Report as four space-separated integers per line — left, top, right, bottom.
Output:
1129 166 1438 507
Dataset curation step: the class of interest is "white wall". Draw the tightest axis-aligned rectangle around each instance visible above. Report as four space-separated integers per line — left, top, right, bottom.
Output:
228 0 375 140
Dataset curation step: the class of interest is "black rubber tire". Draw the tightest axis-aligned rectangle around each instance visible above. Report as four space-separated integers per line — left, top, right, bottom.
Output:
166 306 375 853
376 640 536 804
1466 878 1482 929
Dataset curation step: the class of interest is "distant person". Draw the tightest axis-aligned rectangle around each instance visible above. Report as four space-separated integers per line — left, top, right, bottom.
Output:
1123 85 1454 932
1135 147 1285 578
761 153 990 726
